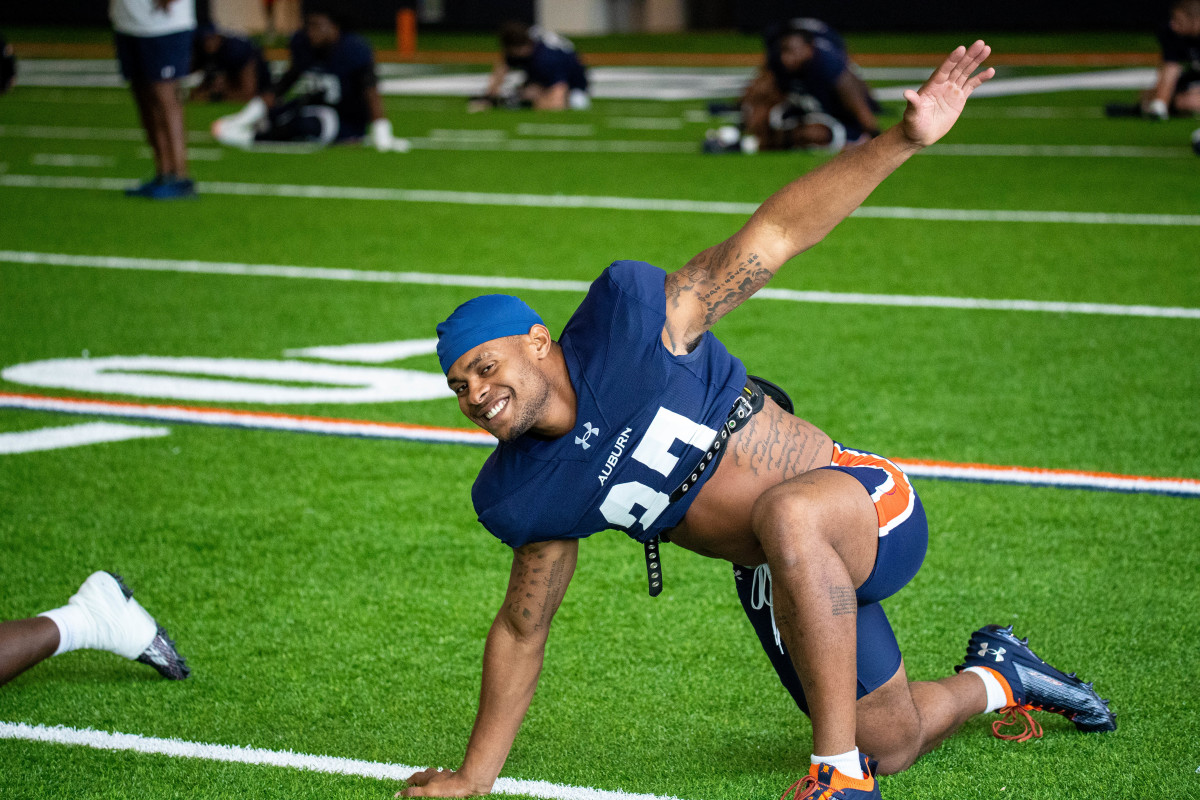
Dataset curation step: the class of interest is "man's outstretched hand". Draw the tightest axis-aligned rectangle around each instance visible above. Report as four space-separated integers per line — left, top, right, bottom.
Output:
901 41 994 148
397 767 487 798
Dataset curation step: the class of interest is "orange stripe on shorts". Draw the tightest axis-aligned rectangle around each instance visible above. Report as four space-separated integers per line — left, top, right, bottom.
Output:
831 443 917 537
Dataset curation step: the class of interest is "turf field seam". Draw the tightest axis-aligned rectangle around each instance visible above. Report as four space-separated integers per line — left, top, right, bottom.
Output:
3 393 1198 497
2 250 1198 319
0 721 688 800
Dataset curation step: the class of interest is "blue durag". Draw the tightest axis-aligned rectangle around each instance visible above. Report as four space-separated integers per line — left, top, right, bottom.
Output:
436 294 545 374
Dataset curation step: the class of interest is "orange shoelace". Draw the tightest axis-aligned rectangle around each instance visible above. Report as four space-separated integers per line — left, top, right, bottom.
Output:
779 776 824 800
992 705 1045 742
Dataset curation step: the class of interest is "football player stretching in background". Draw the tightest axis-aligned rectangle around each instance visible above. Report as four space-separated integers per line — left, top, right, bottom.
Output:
403 43 1115 800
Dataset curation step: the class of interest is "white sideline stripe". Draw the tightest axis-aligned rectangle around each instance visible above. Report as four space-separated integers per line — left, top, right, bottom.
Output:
0 721 686 800
962 106 1106 119
0 393 495 447
2 174 1198 227
3 394 1197 497
2 250 1198 320
873 69 1157 102
895 461 1200 497
0 422 168 454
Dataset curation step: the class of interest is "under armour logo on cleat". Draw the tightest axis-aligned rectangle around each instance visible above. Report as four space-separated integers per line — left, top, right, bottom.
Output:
575 421 600 450
978 643 1006 662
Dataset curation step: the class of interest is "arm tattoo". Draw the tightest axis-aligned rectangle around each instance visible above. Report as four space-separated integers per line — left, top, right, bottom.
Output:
505 545 571 634
829 585 857 617
668 245 773 349
696 254 772 329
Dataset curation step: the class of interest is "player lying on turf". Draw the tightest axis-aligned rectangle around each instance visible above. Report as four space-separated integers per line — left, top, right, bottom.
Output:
402 43 1115 800
0 571 189 685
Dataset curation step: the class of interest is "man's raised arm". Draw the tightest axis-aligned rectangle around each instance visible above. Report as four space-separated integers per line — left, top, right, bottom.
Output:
399 538 578 798
661 41 994 355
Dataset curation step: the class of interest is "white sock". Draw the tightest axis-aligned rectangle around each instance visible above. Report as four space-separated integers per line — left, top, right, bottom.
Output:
812 748 863 780
964 665 1010 713
229 97 267 126
37 606 86 657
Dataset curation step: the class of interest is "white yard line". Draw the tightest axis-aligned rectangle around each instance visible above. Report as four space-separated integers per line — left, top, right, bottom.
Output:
3 393 1198 496
0 124 210 143
0 422 168 454
3 123 1192 157
926 144 1185 158
1 174 1198 227
0 721 688 800
1 250 1197 319
30 153 115 167
13 63 1156 99
407 137 699 153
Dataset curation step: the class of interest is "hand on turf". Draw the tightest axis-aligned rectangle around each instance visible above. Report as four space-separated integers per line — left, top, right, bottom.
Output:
397 767 488 798
901 40 994 148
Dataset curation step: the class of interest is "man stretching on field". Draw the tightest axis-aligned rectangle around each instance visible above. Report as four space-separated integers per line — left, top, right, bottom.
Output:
403 43 1115 800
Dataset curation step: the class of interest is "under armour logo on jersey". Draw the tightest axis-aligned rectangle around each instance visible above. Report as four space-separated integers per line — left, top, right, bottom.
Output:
575 421 600 450
977 643 1006 662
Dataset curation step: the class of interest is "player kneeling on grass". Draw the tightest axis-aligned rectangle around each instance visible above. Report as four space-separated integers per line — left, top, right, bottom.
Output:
0 571 189 686
212 8 403 152
1105 0 1200 120
705 18 882 155
468 21 591 113
398 43 1116 800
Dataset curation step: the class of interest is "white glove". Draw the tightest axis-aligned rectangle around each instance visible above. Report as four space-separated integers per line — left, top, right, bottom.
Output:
370 117 394 152
1146 99 1169 121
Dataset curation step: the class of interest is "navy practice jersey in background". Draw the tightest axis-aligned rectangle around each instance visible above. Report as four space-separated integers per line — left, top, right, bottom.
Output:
273 30 377 138
193 32 270 94
473 261 748 548
506 29 588 92
768 19 852 121
1158 22 1200 76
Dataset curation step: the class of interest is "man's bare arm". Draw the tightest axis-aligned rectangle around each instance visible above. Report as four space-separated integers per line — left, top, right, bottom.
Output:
661 41 994 355
399 538 579 798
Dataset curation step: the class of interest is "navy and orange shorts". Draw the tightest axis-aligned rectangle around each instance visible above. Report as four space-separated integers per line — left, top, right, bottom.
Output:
734 443 928 715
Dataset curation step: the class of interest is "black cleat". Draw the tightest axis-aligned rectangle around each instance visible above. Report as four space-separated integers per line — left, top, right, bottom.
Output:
956 624 1115 739
1104 102 1142 118
106 572 191 680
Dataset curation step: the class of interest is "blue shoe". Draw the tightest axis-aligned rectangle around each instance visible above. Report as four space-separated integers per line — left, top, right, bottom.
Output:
146 177 197 200
956 624 1115 740
780 752 881 800
124 176 164 197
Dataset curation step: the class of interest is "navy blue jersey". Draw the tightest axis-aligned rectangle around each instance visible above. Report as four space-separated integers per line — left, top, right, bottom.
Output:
1 32 15 93
472 261 748 548
194 33 270 92
768 20 851 121
1158 23 1200 72
275 31 377 137
506 29 588 92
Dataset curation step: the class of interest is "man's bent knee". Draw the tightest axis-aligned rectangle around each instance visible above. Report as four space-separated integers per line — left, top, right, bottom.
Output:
750 471 878 580
855 666 922 775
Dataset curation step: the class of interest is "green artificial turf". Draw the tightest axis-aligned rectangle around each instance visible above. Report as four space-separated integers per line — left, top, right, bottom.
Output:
2 44 1199 800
